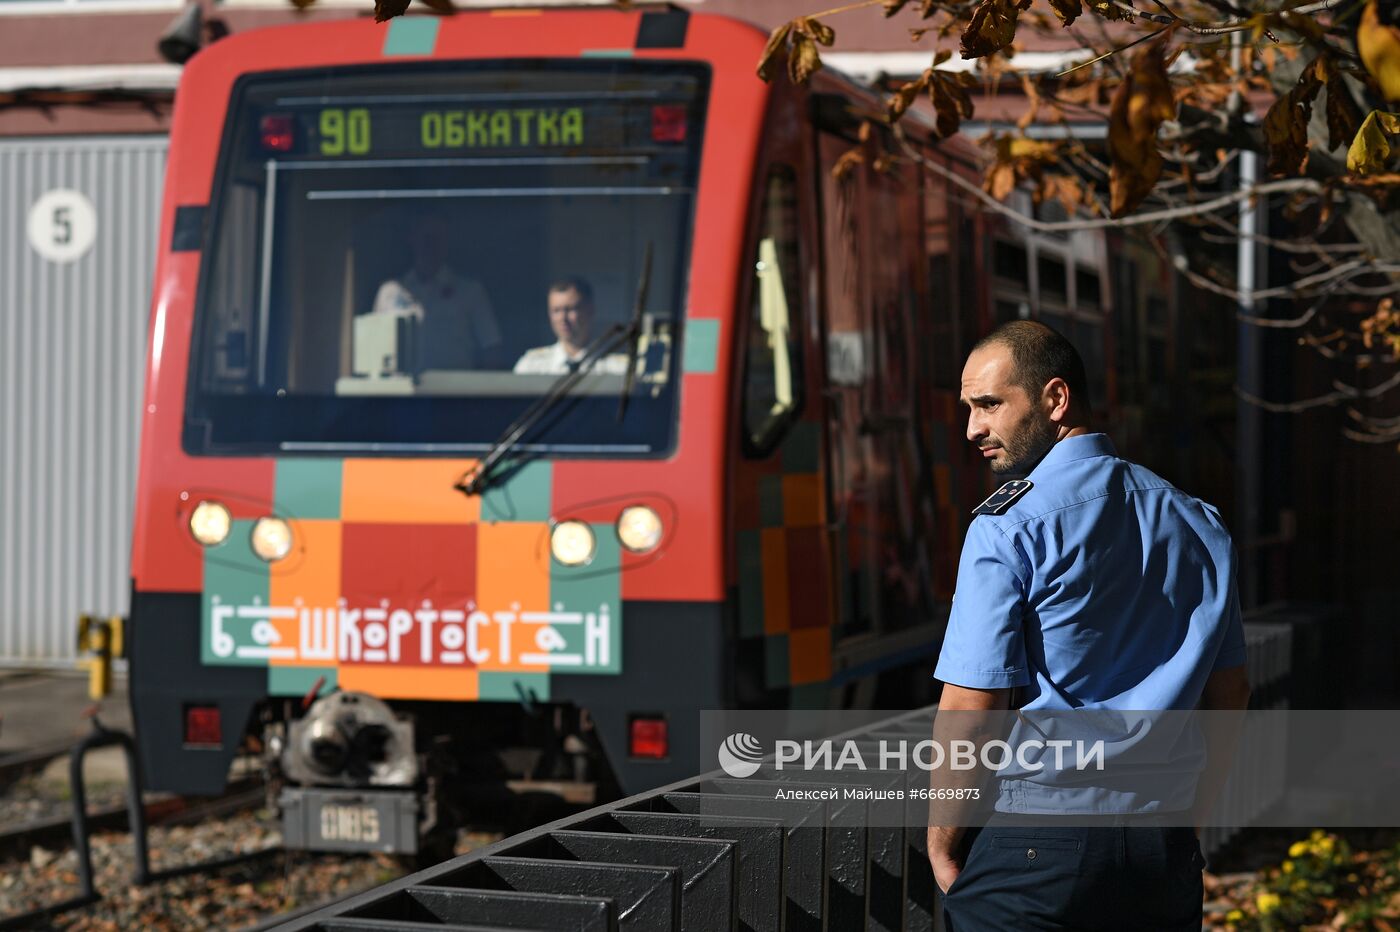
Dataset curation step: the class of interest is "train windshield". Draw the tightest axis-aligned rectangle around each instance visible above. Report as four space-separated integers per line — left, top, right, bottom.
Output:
186 61 708 456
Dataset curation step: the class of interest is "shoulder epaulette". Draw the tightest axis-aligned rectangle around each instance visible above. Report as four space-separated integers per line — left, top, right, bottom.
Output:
972 479 1033 517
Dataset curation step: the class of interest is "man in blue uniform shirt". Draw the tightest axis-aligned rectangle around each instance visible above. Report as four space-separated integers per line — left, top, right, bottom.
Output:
928 321 1252 930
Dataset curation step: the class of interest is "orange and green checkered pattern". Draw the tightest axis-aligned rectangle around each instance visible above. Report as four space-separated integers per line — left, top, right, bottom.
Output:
733 419 833 701
200 458 621 702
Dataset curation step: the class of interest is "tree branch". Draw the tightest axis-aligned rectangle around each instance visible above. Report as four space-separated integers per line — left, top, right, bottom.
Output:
1236 369 1400 413
898 125 1328 232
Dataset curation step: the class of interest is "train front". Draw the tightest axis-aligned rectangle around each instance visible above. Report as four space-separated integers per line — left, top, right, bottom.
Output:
128 10 763 853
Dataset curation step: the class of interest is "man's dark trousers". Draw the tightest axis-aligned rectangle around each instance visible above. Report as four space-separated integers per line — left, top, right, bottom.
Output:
940 823 1206 931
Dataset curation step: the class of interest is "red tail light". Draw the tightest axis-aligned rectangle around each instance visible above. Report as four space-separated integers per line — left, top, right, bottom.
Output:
259 114 295 152
629 715 668 759
651 105 687 144
184 705 222 746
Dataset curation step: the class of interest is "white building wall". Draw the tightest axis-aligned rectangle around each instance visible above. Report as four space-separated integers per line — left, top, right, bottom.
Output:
0 134 165 665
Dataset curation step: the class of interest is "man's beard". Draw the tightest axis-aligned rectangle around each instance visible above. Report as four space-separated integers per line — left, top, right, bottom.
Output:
990 415 1058 478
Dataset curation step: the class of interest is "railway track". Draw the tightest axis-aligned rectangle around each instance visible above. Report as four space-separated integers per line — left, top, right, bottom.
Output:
0 777 268 861
0 731 284 931
0 740 77 793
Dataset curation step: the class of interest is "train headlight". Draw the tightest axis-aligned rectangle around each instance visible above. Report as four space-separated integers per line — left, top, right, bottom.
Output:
616 505 663 554
189 500 231 547
550 520 595 567
250 516 294 562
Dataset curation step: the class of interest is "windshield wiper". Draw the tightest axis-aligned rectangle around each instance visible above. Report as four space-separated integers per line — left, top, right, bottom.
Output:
456 242 654 498
616 242 652 422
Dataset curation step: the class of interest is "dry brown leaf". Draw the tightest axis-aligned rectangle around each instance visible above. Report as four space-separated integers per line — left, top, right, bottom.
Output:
929 72 975 137
373 0 410 22
1017 73 1042 130
980 133 1058 202
920 0 944 17
986 162 1017 199
1087 0 1133 22
757 17 833 85
833 148 865 182
789 35 823 84
888 73 930 123
1036 172 1086 212
1106 36 1175 217
1048 0 1082 26
794 15 836 47
1262 57 1323 176
757 23 793 81
1046 174 1084 214
1326 75 1364 152
960 0 1028 59
884 0 913 16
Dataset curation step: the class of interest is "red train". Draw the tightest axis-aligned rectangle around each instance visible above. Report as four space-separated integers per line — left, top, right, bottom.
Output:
128 4 1133 853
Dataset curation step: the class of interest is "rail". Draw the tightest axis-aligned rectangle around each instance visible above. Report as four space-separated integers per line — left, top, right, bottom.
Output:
0 716 277 931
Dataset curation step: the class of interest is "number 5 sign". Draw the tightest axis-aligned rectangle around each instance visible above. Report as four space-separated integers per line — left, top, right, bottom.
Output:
27 189 97 263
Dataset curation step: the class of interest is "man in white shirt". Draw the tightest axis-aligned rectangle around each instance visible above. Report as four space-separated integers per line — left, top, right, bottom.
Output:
371 214 504 370
514 277 630 375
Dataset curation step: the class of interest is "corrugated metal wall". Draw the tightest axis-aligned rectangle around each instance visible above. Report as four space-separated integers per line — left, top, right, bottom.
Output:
0 135 166 666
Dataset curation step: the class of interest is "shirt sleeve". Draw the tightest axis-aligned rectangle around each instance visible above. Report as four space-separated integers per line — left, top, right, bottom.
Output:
1198 503 1247 672
934 518 1031 690
1211 567 1248 671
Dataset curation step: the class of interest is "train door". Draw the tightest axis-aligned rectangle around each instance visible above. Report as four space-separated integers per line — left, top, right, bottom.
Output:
815 118 944 707
731 91 838 708
814 128 881 647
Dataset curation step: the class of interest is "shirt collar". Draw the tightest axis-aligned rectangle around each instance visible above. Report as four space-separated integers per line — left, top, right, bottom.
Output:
1029 432 1117 476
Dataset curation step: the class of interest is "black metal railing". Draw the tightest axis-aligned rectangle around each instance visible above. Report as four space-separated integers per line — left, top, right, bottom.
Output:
263 608 1317 932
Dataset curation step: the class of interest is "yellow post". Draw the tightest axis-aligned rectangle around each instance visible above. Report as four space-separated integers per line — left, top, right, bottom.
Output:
108 616 125 659
76 614 114 700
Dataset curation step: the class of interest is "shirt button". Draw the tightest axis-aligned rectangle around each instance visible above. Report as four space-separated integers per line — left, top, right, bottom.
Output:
1027 848 1037 860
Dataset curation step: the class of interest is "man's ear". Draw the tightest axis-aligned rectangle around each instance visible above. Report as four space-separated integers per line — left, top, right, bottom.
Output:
1044 377 1071 422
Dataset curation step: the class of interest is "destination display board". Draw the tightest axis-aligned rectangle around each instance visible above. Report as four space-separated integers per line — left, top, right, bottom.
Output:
259 98 684 159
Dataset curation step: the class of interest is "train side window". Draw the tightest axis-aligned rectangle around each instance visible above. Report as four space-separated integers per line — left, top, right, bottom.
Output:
992 240 1028 288
1037 253 1067 301
742 167 804 453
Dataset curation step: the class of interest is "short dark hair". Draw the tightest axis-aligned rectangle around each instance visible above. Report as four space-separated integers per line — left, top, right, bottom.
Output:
974 320 1092 414
548 276 594 306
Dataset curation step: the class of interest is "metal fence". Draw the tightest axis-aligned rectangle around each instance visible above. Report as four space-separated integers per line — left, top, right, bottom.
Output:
0 134 163 666
268 706 945 932
265 609 1317 932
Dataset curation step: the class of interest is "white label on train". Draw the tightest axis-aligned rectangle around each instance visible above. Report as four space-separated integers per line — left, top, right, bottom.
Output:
206 598 619 672
27 189 97 263
827 331 866 386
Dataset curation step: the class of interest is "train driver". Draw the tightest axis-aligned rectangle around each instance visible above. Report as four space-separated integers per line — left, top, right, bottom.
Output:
514 276 630 375
370 211 505 370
